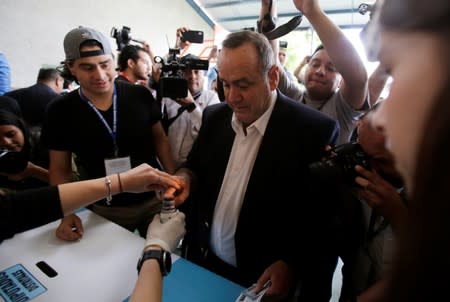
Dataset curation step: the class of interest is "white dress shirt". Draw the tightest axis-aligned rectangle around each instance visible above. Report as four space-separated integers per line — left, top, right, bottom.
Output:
210 90 277 266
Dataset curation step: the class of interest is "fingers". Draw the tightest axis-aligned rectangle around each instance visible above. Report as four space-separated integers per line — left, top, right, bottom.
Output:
254 272 270 296
154 170 181 190
55 216 84 241
355 175 370 188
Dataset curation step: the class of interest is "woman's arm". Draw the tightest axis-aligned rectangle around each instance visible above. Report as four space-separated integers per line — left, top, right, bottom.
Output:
130 212 185 302
58 163 181 215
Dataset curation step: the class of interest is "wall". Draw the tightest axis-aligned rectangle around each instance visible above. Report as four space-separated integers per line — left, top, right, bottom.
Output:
0 0 214 88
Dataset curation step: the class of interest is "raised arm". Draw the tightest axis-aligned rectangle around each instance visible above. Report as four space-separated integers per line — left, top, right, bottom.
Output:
293 0 368 109
48 150 74 185
151 122 177 174
368 63 389 106
260 0 304 102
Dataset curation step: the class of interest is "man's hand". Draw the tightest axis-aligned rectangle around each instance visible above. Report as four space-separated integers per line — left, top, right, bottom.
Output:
174 90 195 108
56 214 83 241
175 27 190 50
292 0 320 17
253 260 294 299
162 173 190 208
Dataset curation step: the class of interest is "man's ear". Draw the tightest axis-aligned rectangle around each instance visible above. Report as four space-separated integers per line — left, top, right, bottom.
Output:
55 77 63 88
268 64 279 90
127 58 136 68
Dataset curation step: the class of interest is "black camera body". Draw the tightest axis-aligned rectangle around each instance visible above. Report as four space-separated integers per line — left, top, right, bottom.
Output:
156 48 209 99
110 26 144 51
0 149 28 174
309 142 370 185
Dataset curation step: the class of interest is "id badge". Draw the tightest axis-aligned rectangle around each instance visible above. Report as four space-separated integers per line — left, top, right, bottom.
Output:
104 156 131 175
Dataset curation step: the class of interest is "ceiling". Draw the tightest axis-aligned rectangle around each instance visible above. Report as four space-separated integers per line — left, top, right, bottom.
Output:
188 0 371 33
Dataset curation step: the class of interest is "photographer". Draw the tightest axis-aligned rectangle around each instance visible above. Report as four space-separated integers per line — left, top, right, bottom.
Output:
261 0 369 144
311 108 407 301
159 27 220 167
0 109 49 191
116 44 153 86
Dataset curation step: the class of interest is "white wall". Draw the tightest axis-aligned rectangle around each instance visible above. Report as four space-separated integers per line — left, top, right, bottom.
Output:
0 0 214 88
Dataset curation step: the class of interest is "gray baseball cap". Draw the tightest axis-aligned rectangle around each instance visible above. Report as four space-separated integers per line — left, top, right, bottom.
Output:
63 26 113 61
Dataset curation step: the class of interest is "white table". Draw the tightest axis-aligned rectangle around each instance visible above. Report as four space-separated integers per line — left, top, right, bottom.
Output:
0 209 243 302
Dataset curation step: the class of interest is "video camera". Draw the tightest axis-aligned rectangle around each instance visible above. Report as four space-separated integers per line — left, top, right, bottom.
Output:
110 26 145 51
154 49 209 99
309 142 371 186
0 149 28 174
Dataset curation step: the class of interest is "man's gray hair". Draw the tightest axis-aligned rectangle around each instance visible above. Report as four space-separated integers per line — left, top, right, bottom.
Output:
222 30 275 76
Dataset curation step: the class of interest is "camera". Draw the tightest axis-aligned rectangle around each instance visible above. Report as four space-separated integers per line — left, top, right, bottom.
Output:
309 142 371 185
110 26 144 51
0 149 28 174
358 3 376 16
155 49 209 99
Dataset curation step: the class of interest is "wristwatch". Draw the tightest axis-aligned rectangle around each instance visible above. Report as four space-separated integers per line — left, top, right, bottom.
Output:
137 249 172 276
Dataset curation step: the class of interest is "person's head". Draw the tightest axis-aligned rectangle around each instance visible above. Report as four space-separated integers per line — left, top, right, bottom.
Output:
364 1 450 299
303 44 342 101
0 95 21 117
37 68 64 94
63 79 76 91
117 45 152 82
357 109 402 187
217 30 278 127
0 110 30 154
369 0 450 192
0 110 30 174
180 54 205 96
278 48 287 66
61 26 116 96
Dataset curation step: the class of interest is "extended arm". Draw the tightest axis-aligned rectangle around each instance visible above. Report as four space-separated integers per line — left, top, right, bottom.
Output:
368 63 389 106
293 0 368 109
151 122 177 174
130 212 186 302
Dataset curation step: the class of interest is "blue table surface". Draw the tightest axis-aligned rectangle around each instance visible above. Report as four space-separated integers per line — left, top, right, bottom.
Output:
124 257 244 302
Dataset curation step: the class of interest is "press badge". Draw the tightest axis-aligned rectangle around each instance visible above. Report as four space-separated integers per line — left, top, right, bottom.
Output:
104 156 131 175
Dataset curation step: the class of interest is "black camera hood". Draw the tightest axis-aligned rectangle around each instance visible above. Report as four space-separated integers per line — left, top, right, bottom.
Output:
0 149 28 174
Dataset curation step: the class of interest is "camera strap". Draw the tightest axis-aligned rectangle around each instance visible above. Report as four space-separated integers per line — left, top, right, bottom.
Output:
257 0 303 40
162 92 201 133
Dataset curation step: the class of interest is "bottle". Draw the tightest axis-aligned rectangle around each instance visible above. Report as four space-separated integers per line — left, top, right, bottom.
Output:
160 199 178 223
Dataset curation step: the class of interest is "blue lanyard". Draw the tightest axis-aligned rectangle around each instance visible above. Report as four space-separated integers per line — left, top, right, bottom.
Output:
79 85 119 157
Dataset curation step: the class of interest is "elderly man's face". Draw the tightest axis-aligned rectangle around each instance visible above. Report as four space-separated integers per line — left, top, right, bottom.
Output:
218 42 278 128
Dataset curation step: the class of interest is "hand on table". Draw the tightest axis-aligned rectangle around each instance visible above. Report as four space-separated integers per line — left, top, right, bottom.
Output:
56 213 83 241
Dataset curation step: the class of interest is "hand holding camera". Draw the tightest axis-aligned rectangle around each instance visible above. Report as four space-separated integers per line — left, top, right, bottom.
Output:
309 142 371 186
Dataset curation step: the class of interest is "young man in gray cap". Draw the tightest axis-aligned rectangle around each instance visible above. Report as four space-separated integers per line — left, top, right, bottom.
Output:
41 26 176 241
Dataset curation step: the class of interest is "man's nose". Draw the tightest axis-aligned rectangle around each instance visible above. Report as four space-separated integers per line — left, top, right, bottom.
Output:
369 107 386 136
92 66 105 78
315 64 326 75
226 86 242 103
